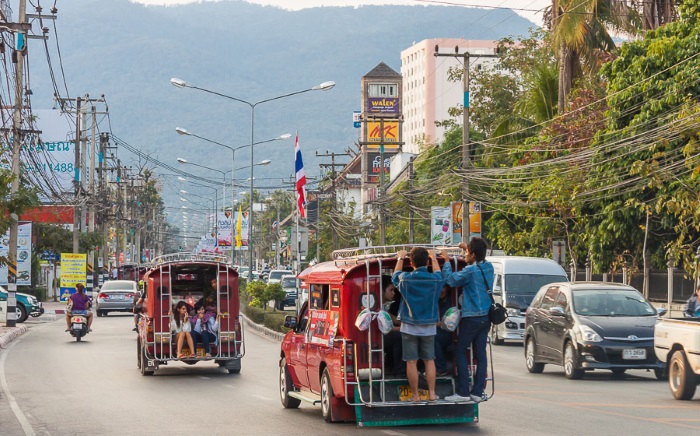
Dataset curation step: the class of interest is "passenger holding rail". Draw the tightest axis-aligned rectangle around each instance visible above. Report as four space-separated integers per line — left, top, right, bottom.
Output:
383 283 405 377
190 305 219 357
392 247 444 402
171 301 195 358
440 237 493 403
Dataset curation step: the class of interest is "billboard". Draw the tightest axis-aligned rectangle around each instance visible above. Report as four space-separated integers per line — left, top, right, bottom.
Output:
0 222 32 286
366 120 400 149
365 152 397 184
217 211 233 247
431 206 452 245
59 253 86 301
367 97 399 115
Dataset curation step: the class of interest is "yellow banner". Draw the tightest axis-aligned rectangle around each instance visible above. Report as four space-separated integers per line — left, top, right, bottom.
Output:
366 120 400 149
60 253 87 288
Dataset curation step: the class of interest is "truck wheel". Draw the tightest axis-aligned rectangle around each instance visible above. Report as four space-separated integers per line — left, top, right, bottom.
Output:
279 358 300 409
137 339 142 369
563 341 584 380
669 350 697 400
491 326 504 345
321 369 335 423
525 337 545 373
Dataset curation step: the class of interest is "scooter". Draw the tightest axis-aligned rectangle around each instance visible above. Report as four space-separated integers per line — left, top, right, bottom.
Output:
68 313 89 342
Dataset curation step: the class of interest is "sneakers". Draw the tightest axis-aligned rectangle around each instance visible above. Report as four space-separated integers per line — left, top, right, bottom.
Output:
65 328 70 332
470 393 487 403
132 327 137 332
444 393 472 402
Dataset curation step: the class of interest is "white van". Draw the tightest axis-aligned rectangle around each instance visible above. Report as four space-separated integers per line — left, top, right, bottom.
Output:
487 256 568 345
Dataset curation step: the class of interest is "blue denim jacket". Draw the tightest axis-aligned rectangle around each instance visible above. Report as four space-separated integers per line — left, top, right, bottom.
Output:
392 266 445 325
442 260 494 318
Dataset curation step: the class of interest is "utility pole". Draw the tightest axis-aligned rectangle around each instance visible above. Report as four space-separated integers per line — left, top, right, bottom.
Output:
408 156 415 244
72 96 81 253
316 151 349 251
5 0 29 327
435 45 498 243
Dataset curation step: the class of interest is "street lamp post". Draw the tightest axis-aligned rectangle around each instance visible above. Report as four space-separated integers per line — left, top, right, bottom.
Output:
171 78 335 270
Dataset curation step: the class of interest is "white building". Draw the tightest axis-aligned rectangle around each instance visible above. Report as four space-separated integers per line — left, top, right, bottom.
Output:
401 39 500 155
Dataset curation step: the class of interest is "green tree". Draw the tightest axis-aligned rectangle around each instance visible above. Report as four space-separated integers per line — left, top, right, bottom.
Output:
264 282 285 312
246 280 267 309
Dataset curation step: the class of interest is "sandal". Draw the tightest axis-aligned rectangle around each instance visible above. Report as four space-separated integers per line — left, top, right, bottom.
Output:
177 353 186 359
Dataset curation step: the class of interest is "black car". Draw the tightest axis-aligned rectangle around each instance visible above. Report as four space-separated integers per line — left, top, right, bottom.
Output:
524 281 666 380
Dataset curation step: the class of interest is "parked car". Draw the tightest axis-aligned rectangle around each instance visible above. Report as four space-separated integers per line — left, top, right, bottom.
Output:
654 317 700 400
276 275 298 310
524 281 665 379
95 280 139 316
0 286 43 323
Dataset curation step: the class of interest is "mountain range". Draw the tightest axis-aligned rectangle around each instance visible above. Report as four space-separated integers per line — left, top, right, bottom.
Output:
26 0 537 213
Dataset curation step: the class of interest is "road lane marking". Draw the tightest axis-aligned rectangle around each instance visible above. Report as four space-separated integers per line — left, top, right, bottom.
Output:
0 340 36 436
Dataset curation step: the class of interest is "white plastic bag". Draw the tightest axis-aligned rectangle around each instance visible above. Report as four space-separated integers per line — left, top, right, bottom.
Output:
441 306 460 332
376 310 393 334
355 309 372 331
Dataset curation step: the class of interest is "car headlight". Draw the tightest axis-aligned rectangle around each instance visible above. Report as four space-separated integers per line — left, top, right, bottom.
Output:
507 308 520 317
578 324 602 342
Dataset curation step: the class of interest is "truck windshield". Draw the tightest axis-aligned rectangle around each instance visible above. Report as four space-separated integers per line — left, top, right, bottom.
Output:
505 274 568 295
281 276 296 288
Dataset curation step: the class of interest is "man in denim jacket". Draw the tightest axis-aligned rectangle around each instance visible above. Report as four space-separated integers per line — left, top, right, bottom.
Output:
392 247 444 402
440 237 493 403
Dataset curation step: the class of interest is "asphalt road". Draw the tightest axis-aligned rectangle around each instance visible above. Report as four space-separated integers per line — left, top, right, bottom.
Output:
1 315 699 435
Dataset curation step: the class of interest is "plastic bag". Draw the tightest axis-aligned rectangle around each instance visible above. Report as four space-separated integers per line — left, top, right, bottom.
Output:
376 310 393 334
355 309 372 331
441 306 460 332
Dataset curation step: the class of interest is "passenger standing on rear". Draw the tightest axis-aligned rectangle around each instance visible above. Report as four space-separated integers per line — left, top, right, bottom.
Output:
440 237 493 403
392 247 444 402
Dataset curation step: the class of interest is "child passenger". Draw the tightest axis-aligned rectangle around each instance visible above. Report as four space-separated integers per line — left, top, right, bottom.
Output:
190 305 219 357
171 301 195 358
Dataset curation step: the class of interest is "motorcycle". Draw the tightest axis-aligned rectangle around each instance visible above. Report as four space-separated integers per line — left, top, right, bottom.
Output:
68 313 89 341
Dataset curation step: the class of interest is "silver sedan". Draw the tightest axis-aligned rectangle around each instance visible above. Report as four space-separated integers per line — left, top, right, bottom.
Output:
95 280 139 316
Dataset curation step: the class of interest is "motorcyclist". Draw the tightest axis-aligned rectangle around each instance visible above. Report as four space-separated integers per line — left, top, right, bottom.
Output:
685 286 700 317
65 283 93 332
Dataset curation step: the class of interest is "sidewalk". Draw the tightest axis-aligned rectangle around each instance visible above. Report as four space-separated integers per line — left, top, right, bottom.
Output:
0 301 64 349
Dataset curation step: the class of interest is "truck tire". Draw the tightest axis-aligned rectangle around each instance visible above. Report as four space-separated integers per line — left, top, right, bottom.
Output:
321 369 335 423
563 341 584 380
669 350 697 400
279 358 301 409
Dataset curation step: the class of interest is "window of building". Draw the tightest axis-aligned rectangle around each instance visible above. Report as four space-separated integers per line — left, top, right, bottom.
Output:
368 83 398 98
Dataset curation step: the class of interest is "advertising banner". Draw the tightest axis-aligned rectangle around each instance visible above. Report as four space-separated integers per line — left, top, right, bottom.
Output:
451 201 463 244
431 206 452 245
367 97 399 115
366 120 400 149
59 253 86 301
365 152 397 183
0 222 33 285
469 202 482 238
217 211 233 247
235 209 249 250
306 310 340 347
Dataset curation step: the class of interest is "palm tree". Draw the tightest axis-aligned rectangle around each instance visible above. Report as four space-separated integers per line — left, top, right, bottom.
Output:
550 0 640 113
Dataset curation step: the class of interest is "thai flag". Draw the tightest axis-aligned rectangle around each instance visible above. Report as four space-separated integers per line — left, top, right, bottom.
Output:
295 133 307 218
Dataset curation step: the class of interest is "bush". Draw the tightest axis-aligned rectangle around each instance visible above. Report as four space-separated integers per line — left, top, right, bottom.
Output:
20 286 47 302
264 282 285 311
242 303 290 333
246 280 267 309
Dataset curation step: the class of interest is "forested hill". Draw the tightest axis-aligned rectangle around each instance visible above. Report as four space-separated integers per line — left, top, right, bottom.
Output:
28 0 536 202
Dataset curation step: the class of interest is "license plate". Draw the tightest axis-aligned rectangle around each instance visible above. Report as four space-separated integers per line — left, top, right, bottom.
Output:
398 385 430 402
622 348 646 360
112 295 124 300
71 323 82 330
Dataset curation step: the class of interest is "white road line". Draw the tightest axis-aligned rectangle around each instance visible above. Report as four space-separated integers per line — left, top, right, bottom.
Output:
380 430 409 436
0 340 36 436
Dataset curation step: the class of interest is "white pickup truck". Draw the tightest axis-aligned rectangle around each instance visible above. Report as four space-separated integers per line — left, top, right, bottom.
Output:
654 318 700 400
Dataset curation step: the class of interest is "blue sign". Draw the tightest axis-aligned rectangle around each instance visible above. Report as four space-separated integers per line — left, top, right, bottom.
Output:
353 111 361 128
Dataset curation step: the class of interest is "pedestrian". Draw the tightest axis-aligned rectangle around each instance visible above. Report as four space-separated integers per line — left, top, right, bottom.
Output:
685 286 700 317
441 237 493 403
392 247 444 402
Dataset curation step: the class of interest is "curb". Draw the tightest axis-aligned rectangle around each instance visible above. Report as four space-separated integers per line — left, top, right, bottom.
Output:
241 314 285 342
0 324 29 349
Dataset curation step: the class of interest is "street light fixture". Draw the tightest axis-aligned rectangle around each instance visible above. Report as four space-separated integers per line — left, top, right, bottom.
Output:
171 78 334 270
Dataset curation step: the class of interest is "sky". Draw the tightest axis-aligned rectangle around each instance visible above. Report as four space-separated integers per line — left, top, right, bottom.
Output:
131 0 550 26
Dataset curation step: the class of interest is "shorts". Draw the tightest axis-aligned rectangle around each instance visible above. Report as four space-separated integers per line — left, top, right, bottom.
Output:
401 333 435 361
70 310 88 315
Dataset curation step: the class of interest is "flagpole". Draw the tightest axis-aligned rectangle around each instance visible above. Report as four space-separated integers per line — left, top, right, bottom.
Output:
295 208 300 273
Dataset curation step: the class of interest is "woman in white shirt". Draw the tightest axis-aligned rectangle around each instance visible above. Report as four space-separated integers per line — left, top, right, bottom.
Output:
170 301 195 358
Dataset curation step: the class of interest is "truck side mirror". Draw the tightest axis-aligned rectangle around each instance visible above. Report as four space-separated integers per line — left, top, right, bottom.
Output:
284 315 297 329
656 307 667 317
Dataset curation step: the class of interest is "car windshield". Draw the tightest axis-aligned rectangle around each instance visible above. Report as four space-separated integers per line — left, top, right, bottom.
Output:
505 274 568 295
269 271 287 280
102 282 136 291
281 276 296 287
572 289 657 316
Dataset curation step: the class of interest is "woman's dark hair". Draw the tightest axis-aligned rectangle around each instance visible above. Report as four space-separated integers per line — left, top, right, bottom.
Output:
174 301 188 328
